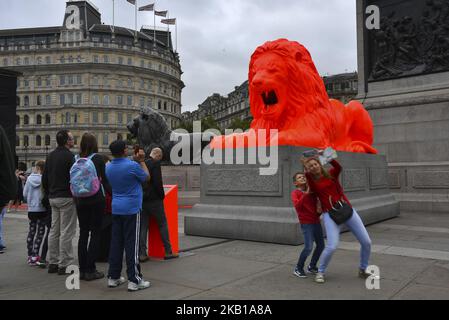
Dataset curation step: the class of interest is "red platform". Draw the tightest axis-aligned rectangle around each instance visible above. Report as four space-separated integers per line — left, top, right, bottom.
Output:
147 185 179 259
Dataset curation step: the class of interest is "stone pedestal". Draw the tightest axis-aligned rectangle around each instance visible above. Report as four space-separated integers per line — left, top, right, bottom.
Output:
184 146 399 245
356 0 449 213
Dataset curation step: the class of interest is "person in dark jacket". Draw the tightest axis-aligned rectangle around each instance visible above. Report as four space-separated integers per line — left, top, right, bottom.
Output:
74 133 112 281
42 130 76 275
0 125 17 253
139 147 178 262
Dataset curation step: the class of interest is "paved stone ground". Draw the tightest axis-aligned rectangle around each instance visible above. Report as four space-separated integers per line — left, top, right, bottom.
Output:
1 209 449 300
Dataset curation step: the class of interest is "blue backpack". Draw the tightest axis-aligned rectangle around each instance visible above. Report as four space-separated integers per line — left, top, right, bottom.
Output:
70 154 101 198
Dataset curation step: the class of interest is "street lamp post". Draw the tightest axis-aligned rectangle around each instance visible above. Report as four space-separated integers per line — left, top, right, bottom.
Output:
24 143 28 169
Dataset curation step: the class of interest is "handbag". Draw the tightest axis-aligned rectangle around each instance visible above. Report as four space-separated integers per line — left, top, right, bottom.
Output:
328 197 353 225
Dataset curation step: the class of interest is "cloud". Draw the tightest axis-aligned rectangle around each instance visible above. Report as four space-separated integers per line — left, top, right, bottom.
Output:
0 0 358 112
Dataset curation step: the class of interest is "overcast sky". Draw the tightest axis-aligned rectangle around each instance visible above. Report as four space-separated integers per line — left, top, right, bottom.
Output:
0 0 358 112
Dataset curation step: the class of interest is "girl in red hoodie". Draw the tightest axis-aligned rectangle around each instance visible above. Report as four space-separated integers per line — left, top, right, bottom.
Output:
291 172 324 278
303 154 372 284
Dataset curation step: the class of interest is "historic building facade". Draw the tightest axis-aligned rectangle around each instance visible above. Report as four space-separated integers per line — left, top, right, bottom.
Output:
0 0 183 168
183 73 357 130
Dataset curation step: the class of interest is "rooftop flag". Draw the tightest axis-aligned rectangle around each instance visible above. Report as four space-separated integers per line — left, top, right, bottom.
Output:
139 3 154 11
161 18 176 25
155 10 168 17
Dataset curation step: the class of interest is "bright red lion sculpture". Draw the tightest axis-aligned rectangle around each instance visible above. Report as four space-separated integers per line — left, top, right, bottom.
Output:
211 39 377 154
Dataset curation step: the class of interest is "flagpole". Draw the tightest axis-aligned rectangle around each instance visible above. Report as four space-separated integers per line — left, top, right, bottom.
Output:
153 5 156 48
112 0 115 34
167 11 170 49
135 0 138 42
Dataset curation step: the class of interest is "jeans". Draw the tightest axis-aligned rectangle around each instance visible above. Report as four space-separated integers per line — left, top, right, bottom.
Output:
296 223 325 271
108 213 143 284
139 200 172 256
76 201 104 273
318 209 372 274
0 207 6 248
48 198 77 268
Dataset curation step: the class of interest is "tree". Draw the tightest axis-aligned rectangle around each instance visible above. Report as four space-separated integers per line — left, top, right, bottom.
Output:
201 116 221 133
175 120 193 133
227 117 252 131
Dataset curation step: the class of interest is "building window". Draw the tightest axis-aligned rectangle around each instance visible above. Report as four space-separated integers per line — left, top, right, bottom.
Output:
16 58 21 65
127 57 132 65
46 77 51 87
36 115 42 125
127 78 133 87
24 96 29 106
45 95 51 105
93 55 99 63
92 112 98 124
37 78 42 87
103 112 109 124
60 75 65 86
45 114 51 124
118 57 123 65
24 135 29 146
16 135 20 147
60 94 65 105
140 97 145 107
65 112 71 124
158 100 161 109
164 102 167 111
92 94 99 105
140 79 145 89
36 135 42 146
24 80 29 87
16 115 20 125
74 113 78 123
3 58 8 66
67 93 73 104
148 61 152 69
45 56 51 64
24 57 29 65
77 74 82 84
104 77 109 87
127 114 132 124
127 95 133 106
76 93 82 104
103 55 109 63
117 112 123 124
103 133 109 146
117 95 123 105
140 60 144 68
93 76 99 85
37 95 42 106
103 95 110 105
45 135 51 146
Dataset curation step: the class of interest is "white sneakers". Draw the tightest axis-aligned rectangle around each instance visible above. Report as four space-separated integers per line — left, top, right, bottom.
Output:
108 276 126 288
128 279 151 292
108 277 151 291
314 273 325 283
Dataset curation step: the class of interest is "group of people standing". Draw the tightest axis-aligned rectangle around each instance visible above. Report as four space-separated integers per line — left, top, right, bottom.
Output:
19 130 177 292
291 150 372 284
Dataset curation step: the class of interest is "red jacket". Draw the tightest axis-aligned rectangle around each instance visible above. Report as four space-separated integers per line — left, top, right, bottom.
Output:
291 189 320 224
306 160 351 213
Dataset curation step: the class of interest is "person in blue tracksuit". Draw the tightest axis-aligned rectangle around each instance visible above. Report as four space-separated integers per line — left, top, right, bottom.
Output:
105 140 151 292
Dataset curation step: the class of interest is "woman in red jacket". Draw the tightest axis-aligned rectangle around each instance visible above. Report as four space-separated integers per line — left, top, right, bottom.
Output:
291 172 324 278
303 154 372 284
